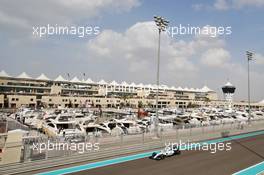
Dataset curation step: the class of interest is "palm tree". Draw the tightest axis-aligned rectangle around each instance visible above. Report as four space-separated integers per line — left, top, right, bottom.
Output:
138 101 143 108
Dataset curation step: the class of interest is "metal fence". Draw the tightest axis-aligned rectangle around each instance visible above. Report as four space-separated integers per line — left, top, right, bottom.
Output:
18 119 264 163
0 119 263 174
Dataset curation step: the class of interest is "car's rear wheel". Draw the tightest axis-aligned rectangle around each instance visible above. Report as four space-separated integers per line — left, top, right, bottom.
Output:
174 150 181 155
156 155 163 161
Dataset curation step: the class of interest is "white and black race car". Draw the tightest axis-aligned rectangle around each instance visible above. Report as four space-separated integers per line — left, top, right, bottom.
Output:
149 145 181 160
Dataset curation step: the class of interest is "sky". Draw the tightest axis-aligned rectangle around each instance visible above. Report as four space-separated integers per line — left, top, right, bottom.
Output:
0 0 264 102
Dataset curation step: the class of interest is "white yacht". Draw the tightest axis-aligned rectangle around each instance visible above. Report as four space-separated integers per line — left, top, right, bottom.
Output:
78 119 111 136
42 113 83 137
252 111 264 120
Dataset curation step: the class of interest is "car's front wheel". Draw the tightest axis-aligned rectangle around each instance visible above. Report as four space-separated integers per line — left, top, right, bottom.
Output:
161 155 165 160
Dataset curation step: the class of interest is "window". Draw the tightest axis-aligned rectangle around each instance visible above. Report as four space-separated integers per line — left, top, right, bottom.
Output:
47 123 55 128
30 98 34 101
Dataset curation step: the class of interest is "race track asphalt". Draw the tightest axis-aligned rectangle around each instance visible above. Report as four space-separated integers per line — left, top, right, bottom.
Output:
68 134 264 175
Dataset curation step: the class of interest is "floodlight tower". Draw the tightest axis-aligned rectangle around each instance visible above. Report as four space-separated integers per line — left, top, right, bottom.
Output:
246 51 253 122
153 16 169 137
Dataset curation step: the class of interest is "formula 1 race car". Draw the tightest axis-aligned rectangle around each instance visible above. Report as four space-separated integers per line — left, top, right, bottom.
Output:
149 145 181 160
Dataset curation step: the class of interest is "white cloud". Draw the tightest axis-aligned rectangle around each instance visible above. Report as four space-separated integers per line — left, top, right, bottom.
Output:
255 53 264 65
0 0 141 46
87 22 173 71
194 0 264 11
201 48 231 67
192 4 205 11
214 0 230 10
58 0 140 12
0 0 140 27
0 11 29 28
232 0 264 8
87 22 229 75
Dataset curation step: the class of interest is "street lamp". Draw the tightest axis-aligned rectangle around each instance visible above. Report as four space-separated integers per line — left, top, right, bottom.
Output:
246 51 253 123
154 16 169 137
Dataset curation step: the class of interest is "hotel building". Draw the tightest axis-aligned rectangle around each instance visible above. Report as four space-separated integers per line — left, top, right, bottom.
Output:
0 70 263 110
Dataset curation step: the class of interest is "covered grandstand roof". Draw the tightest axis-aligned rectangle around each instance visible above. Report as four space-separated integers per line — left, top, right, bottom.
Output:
98 79 107 84
70 76 81 83
200 85 213 92
36 73 50 81
0 71 216 93
85 78 94 84
110 80 118 85
54 75 67 82
0 70 10 77
259 100 264 104
16 72 32 79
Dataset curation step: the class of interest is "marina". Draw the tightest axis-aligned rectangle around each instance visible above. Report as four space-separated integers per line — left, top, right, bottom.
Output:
3 106 264 137
1 0 264 174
